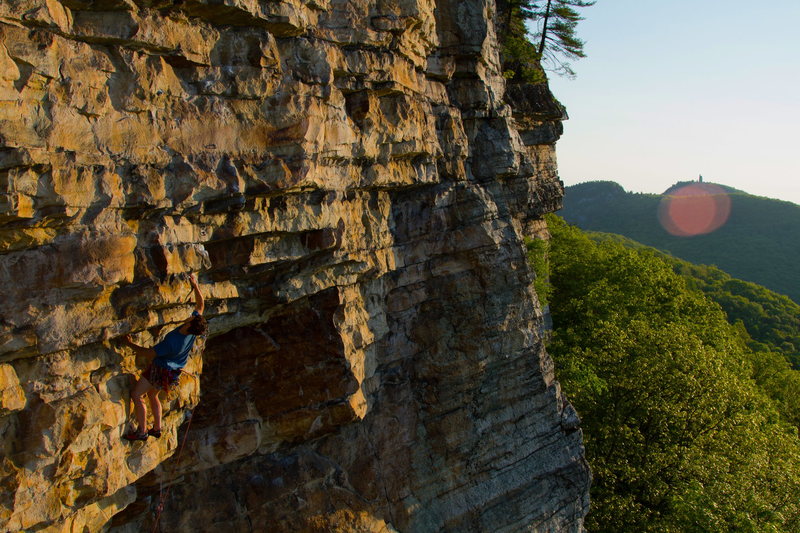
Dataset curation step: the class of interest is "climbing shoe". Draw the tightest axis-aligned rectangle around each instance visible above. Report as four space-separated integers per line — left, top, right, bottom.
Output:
148 428 162 438
123 430 148 442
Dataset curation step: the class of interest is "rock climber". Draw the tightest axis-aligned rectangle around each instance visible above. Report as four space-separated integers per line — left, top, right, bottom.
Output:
122 273 207 441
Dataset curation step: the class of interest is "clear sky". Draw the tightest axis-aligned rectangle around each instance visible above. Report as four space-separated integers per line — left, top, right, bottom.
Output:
547 0 800 205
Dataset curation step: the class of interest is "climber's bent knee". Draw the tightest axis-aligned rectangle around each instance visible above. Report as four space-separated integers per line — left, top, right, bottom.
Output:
132 376 154 398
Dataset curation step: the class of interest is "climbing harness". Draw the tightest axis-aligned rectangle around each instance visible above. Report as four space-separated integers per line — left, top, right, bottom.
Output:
151 409 194 533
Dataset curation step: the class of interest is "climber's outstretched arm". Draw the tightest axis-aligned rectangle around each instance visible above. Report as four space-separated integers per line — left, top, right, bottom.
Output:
189 273 204 315
122 335 156 359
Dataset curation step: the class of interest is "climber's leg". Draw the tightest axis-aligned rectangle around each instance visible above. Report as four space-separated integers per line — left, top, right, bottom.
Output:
147 387 162 433
129 376 153 437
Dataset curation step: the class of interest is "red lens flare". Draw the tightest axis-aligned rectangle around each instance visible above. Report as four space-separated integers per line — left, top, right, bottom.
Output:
658 183 731 237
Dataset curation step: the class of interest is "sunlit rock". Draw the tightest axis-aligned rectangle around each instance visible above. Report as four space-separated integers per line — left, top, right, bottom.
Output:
0 0 587 530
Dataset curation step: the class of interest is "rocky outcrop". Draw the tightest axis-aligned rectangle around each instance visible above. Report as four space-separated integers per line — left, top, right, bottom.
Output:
0 0 589 531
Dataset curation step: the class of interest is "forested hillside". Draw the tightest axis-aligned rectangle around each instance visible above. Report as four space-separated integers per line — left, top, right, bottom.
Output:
559 181 800 303
532 216 800 531
590 232 800 370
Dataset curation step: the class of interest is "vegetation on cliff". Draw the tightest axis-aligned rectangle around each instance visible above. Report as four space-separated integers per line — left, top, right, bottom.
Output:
536 215 800 531
559 180 800 303
496 0 594 82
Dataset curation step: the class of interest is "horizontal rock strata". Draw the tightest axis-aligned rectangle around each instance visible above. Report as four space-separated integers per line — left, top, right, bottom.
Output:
0 0 589 531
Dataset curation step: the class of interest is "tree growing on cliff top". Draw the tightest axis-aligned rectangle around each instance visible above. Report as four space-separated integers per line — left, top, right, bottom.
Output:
497 0 595 81
532 0 595 78
497 0 547 83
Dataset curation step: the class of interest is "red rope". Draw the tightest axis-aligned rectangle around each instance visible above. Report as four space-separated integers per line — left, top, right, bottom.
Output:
151 410 194 533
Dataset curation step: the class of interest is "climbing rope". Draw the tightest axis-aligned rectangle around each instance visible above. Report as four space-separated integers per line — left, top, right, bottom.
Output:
151 410 194 533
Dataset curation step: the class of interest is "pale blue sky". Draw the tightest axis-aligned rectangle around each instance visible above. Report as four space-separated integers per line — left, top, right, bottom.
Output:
547 0 800 205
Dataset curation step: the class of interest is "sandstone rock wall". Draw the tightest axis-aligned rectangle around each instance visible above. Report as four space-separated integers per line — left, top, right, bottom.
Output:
0 0 588 530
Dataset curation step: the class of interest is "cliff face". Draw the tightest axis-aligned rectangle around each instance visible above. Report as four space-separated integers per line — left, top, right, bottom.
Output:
0 0 588 531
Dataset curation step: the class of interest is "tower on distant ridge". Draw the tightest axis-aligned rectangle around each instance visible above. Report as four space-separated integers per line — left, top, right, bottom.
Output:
698 174 703 183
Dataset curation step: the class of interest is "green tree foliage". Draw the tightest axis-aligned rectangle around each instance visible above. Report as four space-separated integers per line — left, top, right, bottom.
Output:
674 262 800 369
496 0 594 82
497 0 548 83
533 0 595 78
525 236 551 307
589 231 800 369
542 215 800 532
750 350 800 428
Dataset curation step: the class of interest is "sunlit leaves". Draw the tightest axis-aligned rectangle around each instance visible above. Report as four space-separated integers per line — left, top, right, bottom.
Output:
543 215 800 531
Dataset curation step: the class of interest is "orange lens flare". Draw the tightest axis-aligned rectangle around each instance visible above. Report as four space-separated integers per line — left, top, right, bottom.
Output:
658 183 731 237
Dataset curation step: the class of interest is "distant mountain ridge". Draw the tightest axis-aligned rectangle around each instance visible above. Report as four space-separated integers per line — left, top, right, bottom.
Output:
559 180 800 303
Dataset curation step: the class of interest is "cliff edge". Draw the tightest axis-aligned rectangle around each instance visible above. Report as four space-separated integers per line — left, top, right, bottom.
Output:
0 0 589 530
